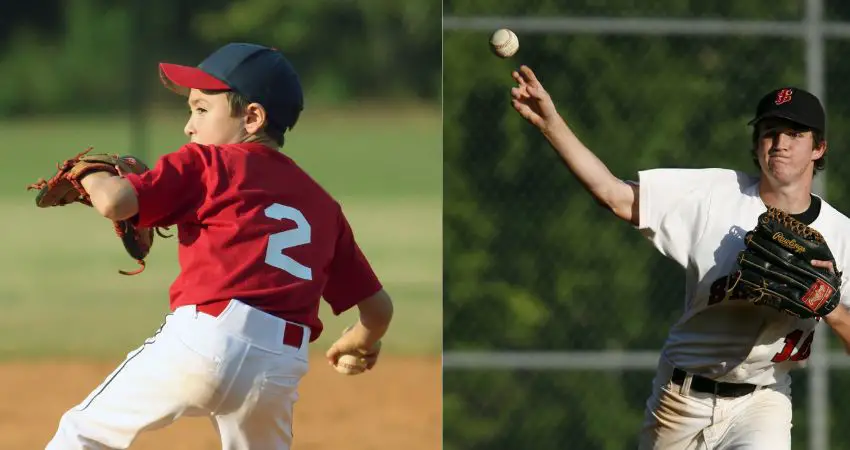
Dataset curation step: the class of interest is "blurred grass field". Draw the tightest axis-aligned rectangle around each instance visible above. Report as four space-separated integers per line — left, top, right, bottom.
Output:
0 105 441 360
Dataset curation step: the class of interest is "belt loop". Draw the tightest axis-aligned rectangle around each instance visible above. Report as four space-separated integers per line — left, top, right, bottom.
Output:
680 374 693 396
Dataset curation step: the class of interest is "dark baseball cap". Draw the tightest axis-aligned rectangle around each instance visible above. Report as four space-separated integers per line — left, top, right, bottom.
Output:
159 43 304 132
747 87 825 133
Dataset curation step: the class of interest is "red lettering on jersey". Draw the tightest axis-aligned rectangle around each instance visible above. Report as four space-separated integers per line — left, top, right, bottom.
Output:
772 329 814 363
791 332 814 361
774 88 793 105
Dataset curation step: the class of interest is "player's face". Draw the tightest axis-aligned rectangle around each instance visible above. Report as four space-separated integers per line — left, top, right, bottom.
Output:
184 89 245 145
754 119 823 184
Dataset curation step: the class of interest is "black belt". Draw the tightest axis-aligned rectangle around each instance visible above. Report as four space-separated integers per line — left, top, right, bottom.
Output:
671 368 758 398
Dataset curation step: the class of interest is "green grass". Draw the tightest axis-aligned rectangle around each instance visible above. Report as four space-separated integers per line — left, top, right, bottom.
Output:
1 107 441 360
7 105 441 202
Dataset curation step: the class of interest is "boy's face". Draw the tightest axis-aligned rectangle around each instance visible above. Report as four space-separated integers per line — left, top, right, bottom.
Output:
184 89 245 145
754 118 824 184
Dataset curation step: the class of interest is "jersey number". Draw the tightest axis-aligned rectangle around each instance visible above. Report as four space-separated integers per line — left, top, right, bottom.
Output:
264 204 312 280
772 329 814 363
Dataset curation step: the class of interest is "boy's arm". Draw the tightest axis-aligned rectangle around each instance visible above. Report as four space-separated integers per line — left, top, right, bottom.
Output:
322 209 390 368
825 306 850 354
348 289 394 349
511 65 639 226
325 288 394 367
81 172 139 221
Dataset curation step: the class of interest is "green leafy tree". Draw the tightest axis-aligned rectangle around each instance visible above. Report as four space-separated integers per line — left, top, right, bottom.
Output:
193 1 441 103
0 0 440 115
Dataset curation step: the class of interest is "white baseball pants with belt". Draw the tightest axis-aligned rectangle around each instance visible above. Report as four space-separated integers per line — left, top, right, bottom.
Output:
638 358 793 450
45 299 311 450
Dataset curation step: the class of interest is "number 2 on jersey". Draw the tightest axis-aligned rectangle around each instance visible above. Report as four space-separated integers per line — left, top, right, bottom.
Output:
772 329 814 363
264 204 312 280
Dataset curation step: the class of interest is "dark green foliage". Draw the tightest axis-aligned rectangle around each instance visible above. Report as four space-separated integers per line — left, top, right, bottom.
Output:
0 1 441 115
444 2 850 448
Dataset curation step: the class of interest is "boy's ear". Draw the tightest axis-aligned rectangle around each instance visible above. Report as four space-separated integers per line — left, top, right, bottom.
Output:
243 103 268 134
814 139 828 160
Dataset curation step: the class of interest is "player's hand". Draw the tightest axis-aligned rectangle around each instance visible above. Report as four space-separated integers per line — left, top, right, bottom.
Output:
325 325 382 370
362 344 381 370
812 260 836 274
511 65 560 131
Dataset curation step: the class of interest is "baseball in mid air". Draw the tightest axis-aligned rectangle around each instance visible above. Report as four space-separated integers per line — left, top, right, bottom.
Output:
490 28 519 58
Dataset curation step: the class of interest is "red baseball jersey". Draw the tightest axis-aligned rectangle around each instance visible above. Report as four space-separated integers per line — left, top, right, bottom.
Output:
123 142 382 341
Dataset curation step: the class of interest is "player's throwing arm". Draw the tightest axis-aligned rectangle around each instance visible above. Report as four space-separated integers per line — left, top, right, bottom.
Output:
501 36 637 225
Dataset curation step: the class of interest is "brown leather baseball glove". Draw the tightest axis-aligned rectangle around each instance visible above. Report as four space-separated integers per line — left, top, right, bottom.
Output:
27 147 170 275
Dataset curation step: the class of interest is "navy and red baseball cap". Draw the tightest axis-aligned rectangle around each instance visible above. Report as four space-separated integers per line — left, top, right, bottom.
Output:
748 87 825 133
159 43 304 132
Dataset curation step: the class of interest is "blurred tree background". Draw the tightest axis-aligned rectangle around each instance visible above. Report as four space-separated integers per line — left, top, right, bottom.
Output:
0 0 441 116
443 0 850 449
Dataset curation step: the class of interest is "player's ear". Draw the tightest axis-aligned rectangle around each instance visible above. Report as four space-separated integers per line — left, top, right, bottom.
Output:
243 103 268 135
813 139 828 161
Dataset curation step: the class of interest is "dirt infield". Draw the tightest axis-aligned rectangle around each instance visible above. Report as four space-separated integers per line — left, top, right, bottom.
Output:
0 355 441 449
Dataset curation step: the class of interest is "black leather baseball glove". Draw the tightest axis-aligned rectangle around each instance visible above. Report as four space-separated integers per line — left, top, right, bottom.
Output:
730 206 842 319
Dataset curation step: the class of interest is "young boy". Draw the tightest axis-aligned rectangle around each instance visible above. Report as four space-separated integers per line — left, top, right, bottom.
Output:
46 42 393 450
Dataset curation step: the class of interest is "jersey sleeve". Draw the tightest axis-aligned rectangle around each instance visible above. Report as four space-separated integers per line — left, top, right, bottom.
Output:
839 274 850 308
322 209 383 315
831 228 850 308
637 168 735 267
124 144 207 228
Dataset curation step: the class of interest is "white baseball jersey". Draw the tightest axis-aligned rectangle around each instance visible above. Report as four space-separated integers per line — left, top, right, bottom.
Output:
637 168 850 386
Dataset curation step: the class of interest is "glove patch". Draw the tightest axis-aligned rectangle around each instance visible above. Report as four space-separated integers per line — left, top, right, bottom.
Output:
802 279 834 312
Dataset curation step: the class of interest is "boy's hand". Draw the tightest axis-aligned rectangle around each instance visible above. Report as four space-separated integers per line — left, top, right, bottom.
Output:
326 324 382 371
511 65 561 132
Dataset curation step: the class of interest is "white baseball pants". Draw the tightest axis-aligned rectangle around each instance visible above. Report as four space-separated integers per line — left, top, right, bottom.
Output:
638 359 792 450
45 300 311 450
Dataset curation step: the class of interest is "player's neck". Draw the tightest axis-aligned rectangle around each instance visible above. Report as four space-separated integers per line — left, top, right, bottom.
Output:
758 178 813 214
238 132 279 149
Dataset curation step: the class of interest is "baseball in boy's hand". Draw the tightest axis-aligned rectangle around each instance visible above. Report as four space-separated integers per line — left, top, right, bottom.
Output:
333 353 368 375
327 323 382 375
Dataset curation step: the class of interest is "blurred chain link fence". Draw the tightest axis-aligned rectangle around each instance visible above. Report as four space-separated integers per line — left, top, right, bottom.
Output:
443 2 850 449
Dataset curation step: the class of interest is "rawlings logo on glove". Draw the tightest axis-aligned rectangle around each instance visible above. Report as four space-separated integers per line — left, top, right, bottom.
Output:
728 206 842 319
27 147 171 275
771 232 806 254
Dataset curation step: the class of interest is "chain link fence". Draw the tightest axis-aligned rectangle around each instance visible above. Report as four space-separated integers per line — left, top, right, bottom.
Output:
443 1 850 449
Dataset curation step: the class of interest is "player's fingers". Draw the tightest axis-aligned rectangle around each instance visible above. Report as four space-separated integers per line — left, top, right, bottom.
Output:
510 87 527 100
511 70 524 86
364 353 379 370
520 65 539 85
325 345 341 365
512 99 533 114
512 100 544 127
811 259 836 273
527 85 548 102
